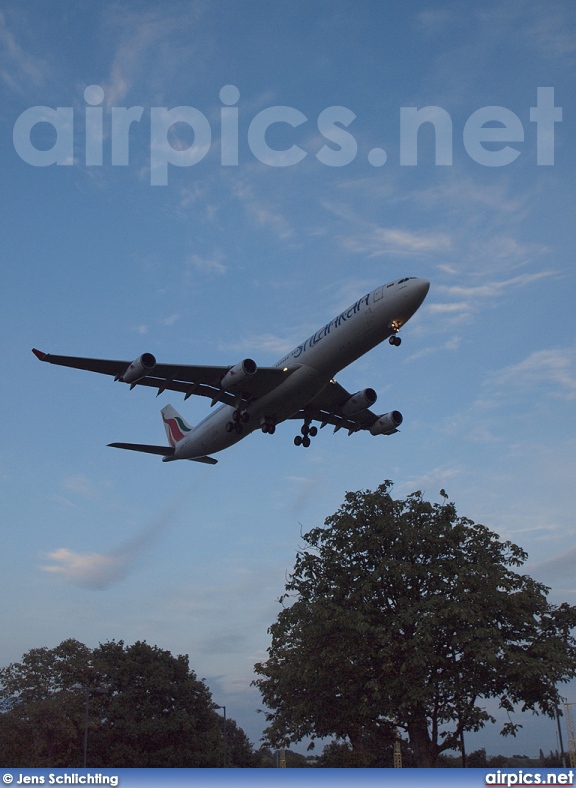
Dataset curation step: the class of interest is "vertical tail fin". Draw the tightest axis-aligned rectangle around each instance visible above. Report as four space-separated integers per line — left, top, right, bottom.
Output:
161 404 193 447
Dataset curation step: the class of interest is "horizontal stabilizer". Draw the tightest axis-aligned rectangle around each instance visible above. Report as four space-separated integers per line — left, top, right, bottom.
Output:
108 443 217 465
189 455 218 465
108 442 175 457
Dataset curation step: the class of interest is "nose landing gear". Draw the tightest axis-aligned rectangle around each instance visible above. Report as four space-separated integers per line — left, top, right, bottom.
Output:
389 320 402 346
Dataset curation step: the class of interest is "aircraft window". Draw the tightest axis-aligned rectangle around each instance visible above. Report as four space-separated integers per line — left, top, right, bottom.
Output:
387 282 395 288
398 278 409 283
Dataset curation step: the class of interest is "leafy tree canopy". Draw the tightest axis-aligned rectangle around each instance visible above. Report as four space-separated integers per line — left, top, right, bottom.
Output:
254 481 576 767
0 639 257 768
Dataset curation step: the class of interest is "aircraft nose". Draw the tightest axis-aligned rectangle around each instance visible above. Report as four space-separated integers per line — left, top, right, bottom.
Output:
409 278 430 309
416 278 430 297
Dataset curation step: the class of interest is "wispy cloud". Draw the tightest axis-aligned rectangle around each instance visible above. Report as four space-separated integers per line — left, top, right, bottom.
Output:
321 199 453 259
42 548 127 589
426 271 558 327
426 301 470 315
501 3 576 62
220 333 295 356
406 336 461 362
409 176 530 221
41 498 183 590
100 6 206 106
438 271 557 299
341 226 453 258
249 204 295 240
527 545 576 592
490 347 576 401
0 9 46 92
232 180 295 240
63 474 98 497
186 252 227 276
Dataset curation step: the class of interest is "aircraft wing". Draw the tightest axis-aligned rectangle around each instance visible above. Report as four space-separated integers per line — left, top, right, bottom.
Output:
289 380 398 435
32 349 293 407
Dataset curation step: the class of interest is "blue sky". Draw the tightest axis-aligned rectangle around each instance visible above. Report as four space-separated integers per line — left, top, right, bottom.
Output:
1 0 575 757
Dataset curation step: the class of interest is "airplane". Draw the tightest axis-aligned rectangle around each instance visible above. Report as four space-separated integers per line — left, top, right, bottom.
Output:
32 277 430 465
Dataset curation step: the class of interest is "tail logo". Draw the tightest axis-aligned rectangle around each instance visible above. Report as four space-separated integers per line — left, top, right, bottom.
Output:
162 414 192 446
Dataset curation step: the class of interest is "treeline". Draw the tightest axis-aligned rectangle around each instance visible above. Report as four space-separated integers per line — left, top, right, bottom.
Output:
437 749 567 769
4 481 576 768
251 746 569 768
0 639 256 768
0 639 569 768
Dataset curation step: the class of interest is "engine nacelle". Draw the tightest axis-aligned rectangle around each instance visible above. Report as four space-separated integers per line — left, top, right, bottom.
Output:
121 353 157 384
341 387 377 416
220 358 257 390
370 411 403 435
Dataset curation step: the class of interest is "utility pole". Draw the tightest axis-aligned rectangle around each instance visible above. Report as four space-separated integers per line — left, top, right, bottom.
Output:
564 703 576 768
214 704 227 767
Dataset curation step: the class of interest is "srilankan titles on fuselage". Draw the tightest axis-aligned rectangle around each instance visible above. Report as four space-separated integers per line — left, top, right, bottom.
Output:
276 277 425 375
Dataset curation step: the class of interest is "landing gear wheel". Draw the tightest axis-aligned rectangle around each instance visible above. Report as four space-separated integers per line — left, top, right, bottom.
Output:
294 435 303 446
262 417 276 435
301 424 310 436
226 422 234 433
241 411 250 423
309 426 318 437
389 335 401 346
302 436 311 448
232 409 241 422
235 423 243 435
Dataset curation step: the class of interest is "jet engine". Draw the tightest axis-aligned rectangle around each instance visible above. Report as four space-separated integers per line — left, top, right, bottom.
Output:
220 358 257 389
369 411 403 435
120 353 157 384
341 387 377 416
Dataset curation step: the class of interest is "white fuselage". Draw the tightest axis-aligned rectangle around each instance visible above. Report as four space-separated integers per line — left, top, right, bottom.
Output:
173 277 430 459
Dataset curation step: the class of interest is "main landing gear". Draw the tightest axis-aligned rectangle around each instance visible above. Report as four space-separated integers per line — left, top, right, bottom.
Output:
226 408 250 435
261 416 276 434
389 334 401 346
294 422 318 448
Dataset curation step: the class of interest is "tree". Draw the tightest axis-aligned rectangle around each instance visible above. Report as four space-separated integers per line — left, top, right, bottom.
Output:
0 639 94 766
215 717 259 767
254 481 576 767
0 639 255 767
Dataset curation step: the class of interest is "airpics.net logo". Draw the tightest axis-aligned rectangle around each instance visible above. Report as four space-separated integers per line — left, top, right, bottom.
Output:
12 85 562 186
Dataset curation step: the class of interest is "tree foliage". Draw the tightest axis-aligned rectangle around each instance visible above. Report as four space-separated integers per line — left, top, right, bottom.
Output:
0 639 257 767
254 481 576 767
